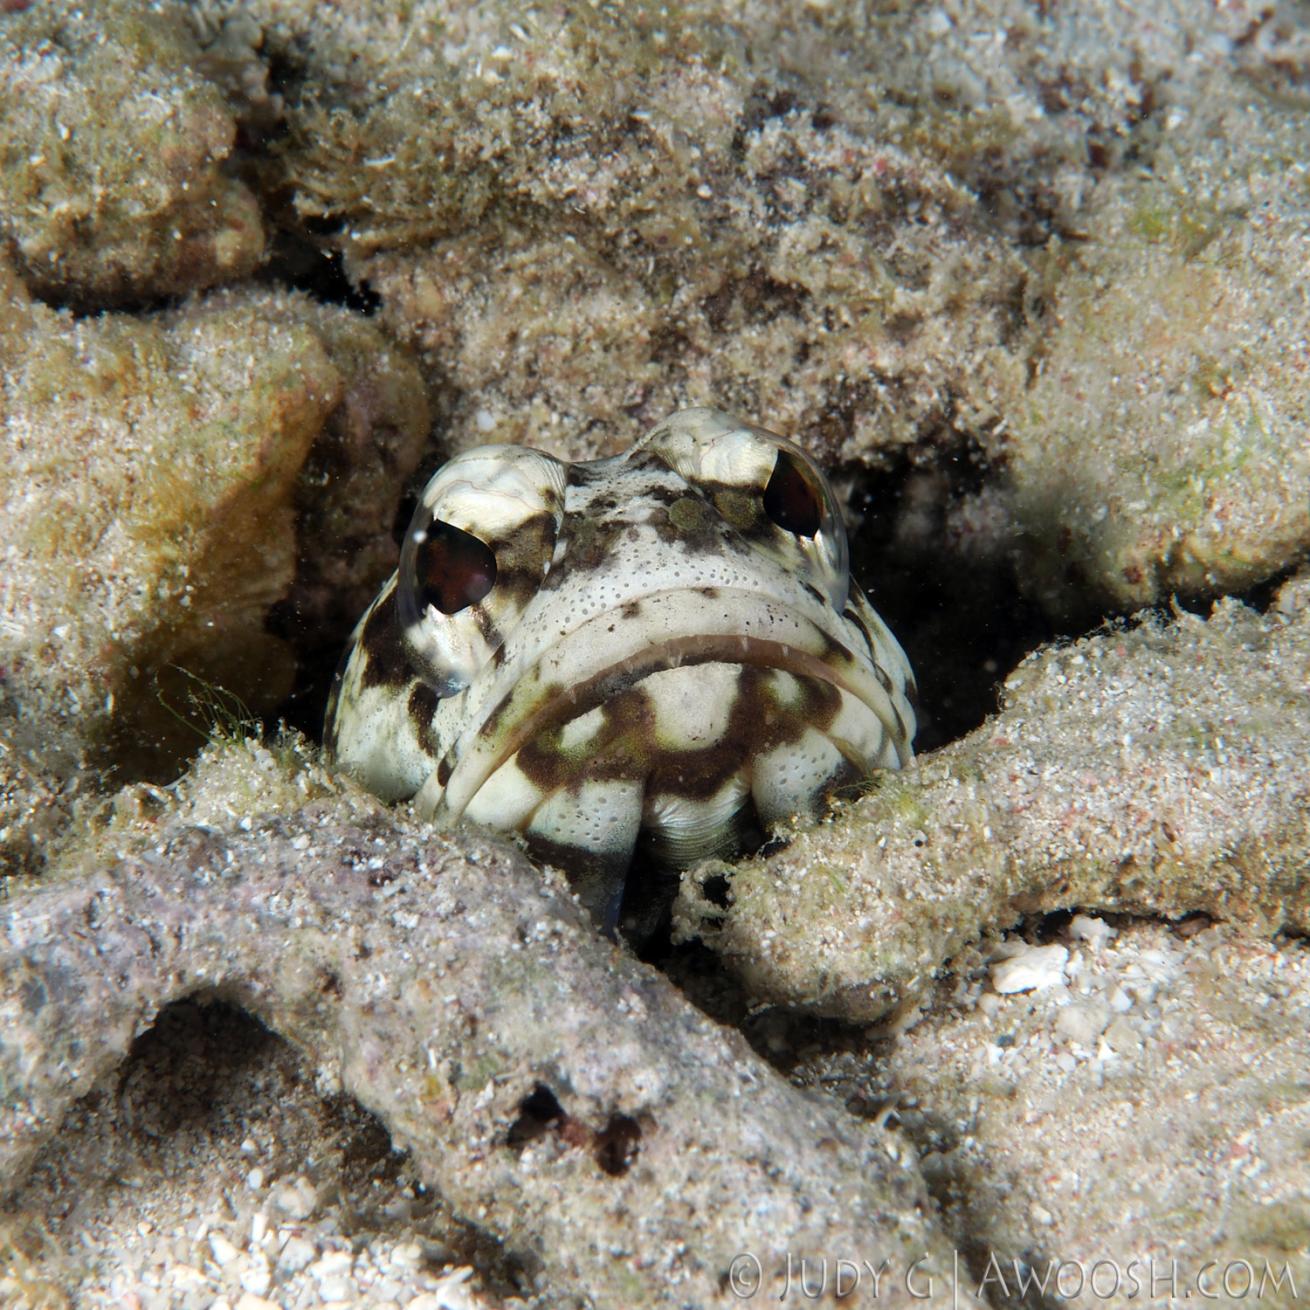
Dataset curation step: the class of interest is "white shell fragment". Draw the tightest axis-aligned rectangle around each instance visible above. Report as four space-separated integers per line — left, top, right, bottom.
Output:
991 944 1070 994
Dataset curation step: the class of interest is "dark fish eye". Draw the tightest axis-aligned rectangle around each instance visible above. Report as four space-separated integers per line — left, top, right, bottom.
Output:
762 449 822 538
415 519 497 614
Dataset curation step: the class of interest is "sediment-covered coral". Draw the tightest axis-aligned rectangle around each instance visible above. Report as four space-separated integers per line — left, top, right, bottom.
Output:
182 0 1310 618
190 0 1028 464
0 0 265 306
799 919 1310 1306
0 263 427 791
997 98 1310 617
0 749 974 1310
681 592 1310 1021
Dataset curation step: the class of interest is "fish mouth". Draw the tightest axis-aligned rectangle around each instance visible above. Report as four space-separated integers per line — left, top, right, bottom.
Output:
416 587 911 826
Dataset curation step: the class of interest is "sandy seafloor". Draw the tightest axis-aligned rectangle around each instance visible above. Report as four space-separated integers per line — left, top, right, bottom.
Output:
7 917 1310 1309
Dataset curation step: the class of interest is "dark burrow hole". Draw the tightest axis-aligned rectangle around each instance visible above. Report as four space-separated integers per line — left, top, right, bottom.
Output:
258 229 381 314
595 1113 642 1176
1030 904 1216 945
267 609 349 743
27 283 189 319
844 445 1060 753
846 441 1306 755
506 1082 565 1147
699 873 732 910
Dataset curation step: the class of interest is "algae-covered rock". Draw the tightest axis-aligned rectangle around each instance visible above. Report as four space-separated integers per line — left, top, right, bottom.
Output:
197 0 1027 465
849 2 1310 618
182 0 1310 629
0 745 976 1310
0 0 264 306
998 90 1310 618
0 263 428 793
0 749 68 883
239 291 432 643
679 595 1310 1022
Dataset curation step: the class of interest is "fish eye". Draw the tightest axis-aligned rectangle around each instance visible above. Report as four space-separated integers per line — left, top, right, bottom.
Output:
762 448 822 538
413 519 497 614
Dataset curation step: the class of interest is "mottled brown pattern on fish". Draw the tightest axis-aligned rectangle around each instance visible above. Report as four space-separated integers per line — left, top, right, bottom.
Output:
408 683 440 758
843 606 874 659
357 584 410 691
325 408 918 929
512 666 842 804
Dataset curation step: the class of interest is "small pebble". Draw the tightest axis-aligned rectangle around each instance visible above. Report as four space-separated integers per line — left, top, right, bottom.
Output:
1055 999 1111 1045
276 1235 316 1275
209 1233 242 1268
1104 1015 1145 1056
272 1176 319 1220
310 1250 355 1301
310 1250 353 1278
1069 914 1115 949
992 944 1069 994
165 1264 209 1289
235 1296 281 1310
239 1255 272 1296
390 1242 423 1271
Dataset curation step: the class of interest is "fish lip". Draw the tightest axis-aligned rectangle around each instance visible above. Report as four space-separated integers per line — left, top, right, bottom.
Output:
416 588 909 825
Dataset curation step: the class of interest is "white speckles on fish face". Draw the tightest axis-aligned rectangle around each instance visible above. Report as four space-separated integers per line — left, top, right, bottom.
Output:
751 727 851 828
325 407 917 926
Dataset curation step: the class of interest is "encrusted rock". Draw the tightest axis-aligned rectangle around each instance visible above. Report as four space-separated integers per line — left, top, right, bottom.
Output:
680 596 1310 1022
820 922 1310 1306
0 264 427 793
0 0 264 305
0 747 974 1310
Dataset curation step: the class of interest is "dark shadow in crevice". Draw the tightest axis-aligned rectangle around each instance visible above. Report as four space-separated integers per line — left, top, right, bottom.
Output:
844 442 1060 754
265 442 451 745
257 228 381 314
265 620 347 744
505 1081 642 1178
21 281 189 320
1173 552 1308 617
11 995 530 1302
